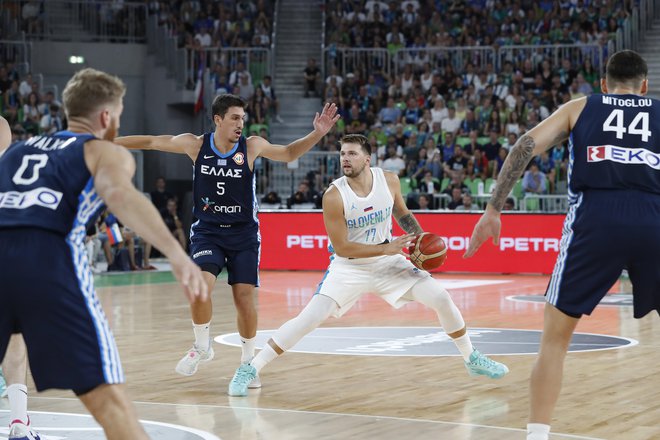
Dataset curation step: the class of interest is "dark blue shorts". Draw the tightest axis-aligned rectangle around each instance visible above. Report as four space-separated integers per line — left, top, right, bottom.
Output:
0 228 124 393
546 190 660 318
189 221 261 286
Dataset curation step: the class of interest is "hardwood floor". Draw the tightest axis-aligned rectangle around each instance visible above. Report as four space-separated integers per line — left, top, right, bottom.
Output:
1 271 657 439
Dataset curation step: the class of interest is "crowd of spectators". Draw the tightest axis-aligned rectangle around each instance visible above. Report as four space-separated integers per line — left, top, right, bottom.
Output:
149 0 281 130
150 0 275 50
0 63 64 141
325 0 633 53
296 0 639 211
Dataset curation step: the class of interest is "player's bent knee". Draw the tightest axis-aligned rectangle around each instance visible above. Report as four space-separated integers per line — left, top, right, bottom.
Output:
78 384 133 421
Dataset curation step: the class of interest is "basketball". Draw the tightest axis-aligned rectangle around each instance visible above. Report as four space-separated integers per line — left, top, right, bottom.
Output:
408 232 448 271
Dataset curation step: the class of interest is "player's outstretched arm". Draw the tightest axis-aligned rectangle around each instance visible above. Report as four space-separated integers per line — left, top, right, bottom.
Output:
0 115 12 153
85 140 208 303
385 171 424 235
114 133 203 161
249 102 340 162
323 186 413 259
464 98 586 258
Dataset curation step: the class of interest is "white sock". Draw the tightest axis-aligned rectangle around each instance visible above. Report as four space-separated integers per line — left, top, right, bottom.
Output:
250 344 278 373
193 321 211 351
240 336 256 363
8 384 28 424
527 423 550 440
452 333 474 361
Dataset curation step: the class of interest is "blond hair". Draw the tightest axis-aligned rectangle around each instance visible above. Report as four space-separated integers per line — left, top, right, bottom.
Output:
62 68 126 119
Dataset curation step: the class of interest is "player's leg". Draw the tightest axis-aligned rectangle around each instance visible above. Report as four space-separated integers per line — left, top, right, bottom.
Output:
78 384 148 440
527 304 579 440
175 269 217 376
409 277 508 378
225 238 261 368
231 283 258 363
176 229 222 376
228 293 338 396
531 193 625 439
2 334 41 439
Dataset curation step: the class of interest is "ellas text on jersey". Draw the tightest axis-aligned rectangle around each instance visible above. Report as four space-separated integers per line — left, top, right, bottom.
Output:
200 164 243 178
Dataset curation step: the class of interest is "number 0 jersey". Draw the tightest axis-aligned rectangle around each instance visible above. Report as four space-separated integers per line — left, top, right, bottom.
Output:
0 131 104 237
192 133 258 228
570 94 660 198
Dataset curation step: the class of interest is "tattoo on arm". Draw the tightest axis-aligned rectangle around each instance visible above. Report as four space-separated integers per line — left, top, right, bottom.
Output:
397 213 424 235
488 133 540 212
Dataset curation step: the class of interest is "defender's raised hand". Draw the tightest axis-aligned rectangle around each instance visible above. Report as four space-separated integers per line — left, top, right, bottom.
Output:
313 102 341 135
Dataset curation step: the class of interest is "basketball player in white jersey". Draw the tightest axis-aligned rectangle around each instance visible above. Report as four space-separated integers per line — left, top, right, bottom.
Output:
227 134 509 396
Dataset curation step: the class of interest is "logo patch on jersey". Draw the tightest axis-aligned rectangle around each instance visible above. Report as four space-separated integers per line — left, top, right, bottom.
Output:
203 155 215 159
587 145 660 170
0 187 63 210
201 197 215 211
217 159 227 166
363 206 373 212
232 152 245 165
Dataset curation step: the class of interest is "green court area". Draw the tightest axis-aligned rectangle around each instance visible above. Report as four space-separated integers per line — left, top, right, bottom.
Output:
94 271 227 287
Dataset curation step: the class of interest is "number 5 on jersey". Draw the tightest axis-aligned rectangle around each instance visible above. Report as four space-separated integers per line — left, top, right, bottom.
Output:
603 110 651 142
216 182 225 195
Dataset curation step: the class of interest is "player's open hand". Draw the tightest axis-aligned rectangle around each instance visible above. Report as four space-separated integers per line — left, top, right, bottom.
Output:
170 255 209 303
313 102 341 136
464 206 501 258
383 233 415 257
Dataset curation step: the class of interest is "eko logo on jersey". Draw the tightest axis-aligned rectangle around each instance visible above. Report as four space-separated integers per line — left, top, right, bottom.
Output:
0 187 63 210
587 145 660 170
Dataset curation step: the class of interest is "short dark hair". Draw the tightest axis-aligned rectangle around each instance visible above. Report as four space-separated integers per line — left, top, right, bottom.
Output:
606 50 648 87
211 94 247 118
341 134 371 155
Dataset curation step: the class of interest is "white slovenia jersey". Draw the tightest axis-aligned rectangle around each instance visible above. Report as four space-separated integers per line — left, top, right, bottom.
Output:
331 167 394 248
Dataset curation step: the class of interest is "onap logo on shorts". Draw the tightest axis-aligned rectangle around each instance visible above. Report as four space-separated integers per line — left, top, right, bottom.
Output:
233 152 245 165
0 187 63 210
587 145 660 170
193 250 213 259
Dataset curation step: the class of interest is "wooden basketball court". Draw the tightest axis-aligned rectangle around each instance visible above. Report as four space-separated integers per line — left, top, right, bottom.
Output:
2 270 657 439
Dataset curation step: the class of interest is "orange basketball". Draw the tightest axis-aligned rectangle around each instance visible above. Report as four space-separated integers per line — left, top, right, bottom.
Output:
408 232 448 271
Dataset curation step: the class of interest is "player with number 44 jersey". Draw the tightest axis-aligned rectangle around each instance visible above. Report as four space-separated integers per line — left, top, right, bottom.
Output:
465 50 660 440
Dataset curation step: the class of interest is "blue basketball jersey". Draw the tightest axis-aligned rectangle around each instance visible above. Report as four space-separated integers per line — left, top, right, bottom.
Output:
569 94 660 197
192 133 257 227
0 131 104 237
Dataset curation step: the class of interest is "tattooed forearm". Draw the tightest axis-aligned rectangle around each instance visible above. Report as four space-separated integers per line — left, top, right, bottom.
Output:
488 134 537 212
397 213 424 235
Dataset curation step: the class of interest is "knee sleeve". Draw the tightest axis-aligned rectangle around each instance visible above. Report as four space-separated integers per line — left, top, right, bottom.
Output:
410 277 465 334
272 294 338 352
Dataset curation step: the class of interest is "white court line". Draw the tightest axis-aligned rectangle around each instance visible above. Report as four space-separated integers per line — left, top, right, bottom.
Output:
28 396 604 440
0 409 220 440
215 326 638 356
505 295 633 307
